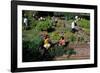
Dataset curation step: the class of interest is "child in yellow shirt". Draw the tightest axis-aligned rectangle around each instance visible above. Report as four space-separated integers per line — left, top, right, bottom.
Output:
43 35 51 49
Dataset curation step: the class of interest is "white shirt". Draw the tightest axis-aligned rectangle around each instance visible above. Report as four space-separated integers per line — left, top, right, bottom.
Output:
75 16 78 20
24 18 28 24
71 21 75 28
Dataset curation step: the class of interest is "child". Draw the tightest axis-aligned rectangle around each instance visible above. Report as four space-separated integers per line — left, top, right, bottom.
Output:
58 36 66 46
43 35 51 49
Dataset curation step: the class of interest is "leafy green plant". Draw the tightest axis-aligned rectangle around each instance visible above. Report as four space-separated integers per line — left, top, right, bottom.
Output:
36 17 52 31
65 48 76 55
22 35 43 62
48 46 76 58
50 32 60 42
78 19 90 29
48 46 64 57
69 34 76 43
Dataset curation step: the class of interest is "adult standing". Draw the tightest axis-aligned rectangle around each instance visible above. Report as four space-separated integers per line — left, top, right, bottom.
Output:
71 21 78 33
23 17 28 30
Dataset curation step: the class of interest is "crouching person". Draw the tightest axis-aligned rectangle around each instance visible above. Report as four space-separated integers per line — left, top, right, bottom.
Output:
42 35 51 60
58 36 66 46
43 35 51 49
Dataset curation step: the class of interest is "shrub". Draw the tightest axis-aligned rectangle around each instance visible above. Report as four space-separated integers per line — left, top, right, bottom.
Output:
22 35 43 62
50 32 60 42
69 34 76 43
65 48 76 55
36 17 52 31
78 19 90 29
48 46 76 58
48 46 65 57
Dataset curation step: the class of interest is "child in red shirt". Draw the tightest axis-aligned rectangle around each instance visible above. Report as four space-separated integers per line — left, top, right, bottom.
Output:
58 36 66 46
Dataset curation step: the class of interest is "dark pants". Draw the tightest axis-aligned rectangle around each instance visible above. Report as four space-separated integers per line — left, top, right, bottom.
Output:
72 28 78 33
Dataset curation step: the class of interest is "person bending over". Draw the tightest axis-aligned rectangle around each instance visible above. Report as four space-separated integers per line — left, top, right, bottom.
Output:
58 36 66 46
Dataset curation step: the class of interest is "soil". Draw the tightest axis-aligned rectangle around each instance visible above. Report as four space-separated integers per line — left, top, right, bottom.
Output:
54 43 90 60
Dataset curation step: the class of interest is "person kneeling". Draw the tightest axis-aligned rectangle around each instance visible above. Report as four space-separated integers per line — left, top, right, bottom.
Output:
43 35 51 50
58 36 66 46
